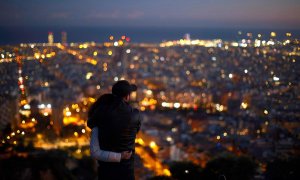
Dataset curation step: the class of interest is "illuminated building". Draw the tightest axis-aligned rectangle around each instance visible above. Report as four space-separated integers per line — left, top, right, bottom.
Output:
61 31 67 45
184 33 191 41
0 61 20 131
170 144 183 161
0 97 19 131
270 32 277 43
270 32 277 38
48 32 54 45
52 102 64 135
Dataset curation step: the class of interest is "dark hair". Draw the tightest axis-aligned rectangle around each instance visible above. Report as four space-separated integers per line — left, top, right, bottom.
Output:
87 94 114 128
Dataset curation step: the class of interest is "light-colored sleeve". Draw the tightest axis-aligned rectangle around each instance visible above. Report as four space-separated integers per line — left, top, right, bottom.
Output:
90 127 121 162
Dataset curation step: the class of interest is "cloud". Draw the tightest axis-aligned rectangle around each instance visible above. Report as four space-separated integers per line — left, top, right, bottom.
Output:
86 10 121 19
127 11 144 19
85 10 144 20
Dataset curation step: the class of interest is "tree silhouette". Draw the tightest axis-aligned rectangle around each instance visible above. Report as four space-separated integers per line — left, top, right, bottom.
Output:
202 154 257 180
148 175 175 180
266 157 300 180
169 161 202 180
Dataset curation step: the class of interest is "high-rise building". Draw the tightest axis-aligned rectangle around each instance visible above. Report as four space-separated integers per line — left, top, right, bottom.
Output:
184 33 191 41
170 144 183 161
52 100 64 135
0 62 20 132
270 32 277 38
48 32 54 45
0 97 19 132
61 31 67 45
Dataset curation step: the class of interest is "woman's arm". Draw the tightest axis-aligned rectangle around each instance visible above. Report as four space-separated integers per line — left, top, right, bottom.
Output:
90 127 122 162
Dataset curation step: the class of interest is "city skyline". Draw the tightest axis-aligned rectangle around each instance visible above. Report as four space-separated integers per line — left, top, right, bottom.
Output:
1 0 300 29
1 35 299 179
1 1 300 179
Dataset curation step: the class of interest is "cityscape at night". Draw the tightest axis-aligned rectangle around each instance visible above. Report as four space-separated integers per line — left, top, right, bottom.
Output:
1 0 300 180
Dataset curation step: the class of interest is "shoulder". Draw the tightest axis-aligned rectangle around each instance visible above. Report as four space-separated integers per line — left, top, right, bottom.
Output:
98 93 114 103
95 94 114 109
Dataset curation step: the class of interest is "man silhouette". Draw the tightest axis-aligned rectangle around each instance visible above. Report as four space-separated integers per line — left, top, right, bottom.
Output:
88 80 141 180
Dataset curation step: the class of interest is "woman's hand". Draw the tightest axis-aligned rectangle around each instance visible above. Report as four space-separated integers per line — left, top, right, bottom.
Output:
121 151 132 160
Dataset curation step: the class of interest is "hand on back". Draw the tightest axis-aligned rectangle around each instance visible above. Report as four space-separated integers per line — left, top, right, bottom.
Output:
121 151 132 160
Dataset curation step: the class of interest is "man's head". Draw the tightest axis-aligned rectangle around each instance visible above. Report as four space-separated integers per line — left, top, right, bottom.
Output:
112 80 137 101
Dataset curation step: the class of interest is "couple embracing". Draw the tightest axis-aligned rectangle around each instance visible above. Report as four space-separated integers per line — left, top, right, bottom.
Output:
88 80 141 180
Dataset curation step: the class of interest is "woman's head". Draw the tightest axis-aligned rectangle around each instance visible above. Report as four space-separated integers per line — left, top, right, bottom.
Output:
88 94 113 118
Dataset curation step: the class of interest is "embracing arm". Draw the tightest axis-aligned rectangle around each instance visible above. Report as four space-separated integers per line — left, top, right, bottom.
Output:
134 108 142 133
90 127 122 162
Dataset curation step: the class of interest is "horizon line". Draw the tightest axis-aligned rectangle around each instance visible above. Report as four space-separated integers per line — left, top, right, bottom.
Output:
1 25 300 31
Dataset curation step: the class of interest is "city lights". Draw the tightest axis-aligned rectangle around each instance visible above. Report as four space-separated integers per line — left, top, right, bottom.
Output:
264 110 269 115
270 32 277 37
174 102 181 108
24 104 30 109
74 132 78 137
166 136 173 142
1 26 299 180
149 141 159 153
163 169 171 176
86 72 93 80
273 76 280 81
135 138 145 146
216 104 225 112
241 102 248 109
146 90 153 96
38 104 46 109
66 111 71 116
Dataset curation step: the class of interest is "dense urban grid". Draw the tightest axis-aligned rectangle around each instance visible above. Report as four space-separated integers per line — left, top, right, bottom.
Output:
0 31 300 180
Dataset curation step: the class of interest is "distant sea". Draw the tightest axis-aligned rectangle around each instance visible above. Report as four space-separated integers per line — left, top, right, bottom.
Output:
1 26 300 45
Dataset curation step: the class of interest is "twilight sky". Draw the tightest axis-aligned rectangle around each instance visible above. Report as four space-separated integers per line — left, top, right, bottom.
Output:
1 0 300 28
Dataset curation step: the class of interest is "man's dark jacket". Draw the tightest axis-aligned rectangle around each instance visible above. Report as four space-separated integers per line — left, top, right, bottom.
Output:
87 93 141 153
88 94 141 179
